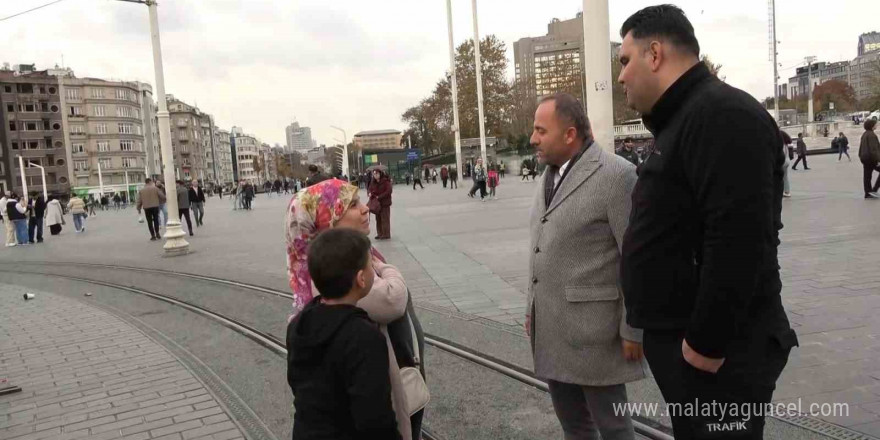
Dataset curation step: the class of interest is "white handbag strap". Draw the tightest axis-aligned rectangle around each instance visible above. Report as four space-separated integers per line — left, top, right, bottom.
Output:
408 311 420 366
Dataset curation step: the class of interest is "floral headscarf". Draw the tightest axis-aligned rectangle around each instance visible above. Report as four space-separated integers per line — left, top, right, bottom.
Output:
285 179 361 316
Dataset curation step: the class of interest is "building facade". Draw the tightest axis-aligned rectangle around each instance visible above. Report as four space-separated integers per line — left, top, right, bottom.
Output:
786 61 849 99
285 121 313 153
231 126 260 183
850 51 880 101
138 82 161 179
213 127 234 184
352 129 402 151
167 95 209 181
59 76 149 197
0 69 68 197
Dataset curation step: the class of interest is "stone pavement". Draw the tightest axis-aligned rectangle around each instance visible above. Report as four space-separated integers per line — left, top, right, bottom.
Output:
2 147 880 435
0 285 246 440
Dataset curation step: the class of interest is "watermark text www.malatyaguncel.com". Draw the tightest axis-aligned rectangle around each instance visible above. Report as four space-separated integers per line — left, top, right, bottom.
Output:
614 399 850 421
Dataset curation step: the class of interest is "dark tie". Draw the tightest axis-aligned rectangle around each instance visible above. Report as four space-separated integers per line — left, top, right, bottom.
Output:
544 165 559 209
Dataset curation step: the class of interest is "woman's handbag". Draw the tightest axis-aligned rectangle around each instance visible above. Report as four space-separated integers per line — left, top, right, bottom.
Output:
399 313 429 416
367 198 381 215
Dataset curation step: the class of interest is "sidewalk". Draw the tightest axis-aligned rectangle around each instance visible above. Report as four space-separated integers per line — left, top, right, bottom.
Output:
0 285 246 440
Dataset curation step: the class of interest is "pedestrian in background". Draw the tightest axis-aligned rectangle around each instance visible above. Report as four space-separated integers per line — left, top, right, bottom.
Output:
468 158 487 200
243 180 255 210
449 166 458 189
285 179 426 439
369 170 393 240
45 196 64 236
176 180 194 236
527 93 643 440
522 164 530 181
781 131 792 198
792 132 810 170
412 171 424 190
859 118 880 199
618 6 796 438
487 168 499 199
67 193 87 233
617 137 640 166
6 193 29 245
27 193 46 244
87 196 97 217
156 182 168 226
137 178 166 240
838 132 851 161
0 191 12 247
499 162 506 179
232 182 241 210
440 165 449 188
189 181 206 227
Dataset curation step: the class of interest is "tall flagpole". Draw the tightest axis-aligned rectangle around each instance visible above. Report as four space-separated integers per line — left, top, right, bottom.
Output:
582 0 615 152
471 0 488 165
446 0 463 180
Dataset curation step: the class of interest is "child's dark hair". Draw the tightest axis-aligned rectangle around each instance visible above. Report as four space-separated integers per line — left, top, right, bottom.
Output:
307 229 372 299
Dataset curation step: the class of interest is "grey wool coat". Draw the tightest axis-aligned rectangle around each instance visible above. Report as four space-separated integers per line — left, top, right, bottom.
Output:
527 144 646 386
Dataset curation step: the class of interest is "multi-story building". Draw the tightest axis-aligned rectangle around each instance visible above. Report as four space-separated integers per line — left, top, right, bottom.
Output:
285 121 313 153
514 14 586 103
167 95 209 181
200 115 216 183
213 127 233 184
353 129 402 151
231 126 260 183
137 82 161 179
0 68 69 197
58 76 150 198
850 51 880 101
786 61 849 99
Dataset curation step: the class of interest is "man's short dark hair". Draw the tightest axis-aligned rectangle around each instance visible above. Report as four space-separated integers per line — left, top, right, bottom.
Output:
620 5 700 57
865 119 877 131
624 137 633 143
307 229 372 299
145 178 152 184
308 165 319 173
537 93 592 142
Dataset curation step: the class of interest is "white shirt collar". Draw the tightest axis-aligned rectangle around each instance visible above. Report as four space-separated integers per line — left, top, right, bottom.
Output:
554 159 572 187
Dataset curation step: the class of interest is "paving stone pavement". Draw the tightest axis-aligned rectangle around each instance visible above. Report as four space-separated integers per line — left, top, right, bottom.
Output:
0 285 246 440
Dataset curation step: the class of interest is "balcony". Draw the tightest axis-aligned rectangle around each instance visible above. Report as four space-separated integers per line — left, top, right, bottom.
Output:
176 120 188 128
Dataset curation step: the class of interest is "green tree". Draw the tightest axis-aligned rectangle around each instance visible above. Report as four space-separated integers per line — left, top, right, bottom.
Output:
611 53 641 124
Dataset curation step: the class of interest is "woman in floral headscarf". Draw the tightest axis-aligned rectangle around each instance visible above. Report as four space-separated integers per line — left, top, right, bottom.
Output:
285 178 426 440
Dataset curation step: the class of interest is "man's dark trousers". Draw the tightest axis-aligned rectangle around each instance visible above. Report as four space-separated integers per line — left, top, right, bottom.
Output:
179 208 193 234
643 324 795 440
144 207 160 238
28 217 43 242
791 154 808 170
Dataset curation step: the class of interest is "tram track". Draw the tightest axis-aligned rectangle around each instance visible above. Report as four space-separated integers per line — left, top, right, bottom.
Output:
0 261 673 440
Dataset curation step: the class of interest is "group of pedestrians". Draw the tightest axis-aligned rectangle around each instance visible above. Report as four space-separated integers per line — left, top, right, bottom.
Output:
136 178 209 240
1 191 85 247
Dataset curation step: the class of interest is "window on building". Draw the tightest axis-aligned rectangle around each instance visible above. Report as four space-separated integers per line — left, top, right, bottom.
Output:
99 158 112 169
24 121 39 131
91 88 103 99
66 88 80 99
118 123 133 134
71 125 84 134
122 157 137 168
95 123 107 134
120 140 133 151
18 84 34 93
0 162 4 175
72 143 85 153
27 141 40 149
116 89 127 100
97 141 109 152
74 160 88 171
5 104 13 112
94 106 105 117
11 142 18 149
3 86 11 93
22 103 36 112
69 106 83 116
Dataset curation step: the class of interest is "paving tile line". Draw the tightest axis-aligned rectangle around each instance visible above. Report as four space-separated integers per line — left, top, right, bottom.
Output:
75 295 280 440
1 285 276 440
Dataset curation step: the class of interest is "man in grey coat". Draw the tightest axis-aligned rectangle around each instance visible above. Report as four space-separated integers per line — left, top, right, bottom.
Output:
527 93 644 440
175 180 194 236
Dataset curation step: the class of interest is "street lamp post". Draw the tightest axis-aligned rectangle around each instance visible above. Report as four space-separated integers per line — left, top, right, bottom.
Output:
330 126 349 177
806 56 816 133
582 0 615 152
17 157 29 203
142 0 188 255
21 159 48 202
470 0 488 166
446 0 463 178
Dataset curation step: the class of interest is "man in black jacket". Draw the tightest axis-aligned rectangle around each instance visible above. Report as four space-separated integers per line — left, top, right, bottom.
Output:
27 193 46 243
792 133 810 170
617 6 797 439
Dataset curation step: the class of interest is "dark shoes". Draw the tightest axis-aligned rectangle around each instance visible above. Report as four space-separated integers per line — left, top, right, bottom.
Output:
150 237 157 241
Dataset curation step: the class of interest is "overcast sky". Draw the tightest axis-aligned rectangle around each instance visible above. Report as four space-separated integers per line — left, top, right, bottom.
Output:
1 0 871 146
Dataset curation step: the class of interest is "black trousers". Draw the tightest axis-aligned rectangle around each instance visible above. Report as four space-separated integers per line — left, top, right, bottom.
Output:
643 328 796 439
28 217 43 242
469 181 487 198
442 178 448 188
413 178 424 189
791 154 808 169
862 161 880 195
179 208 193 234
450 178 457 189
144 207 160 238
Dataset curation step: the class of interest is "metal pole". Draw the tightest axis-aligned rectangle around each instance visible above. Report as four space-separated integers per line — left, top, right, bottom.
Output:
470 0 488 165
446 0 463 179
147 0 189 255
97 161 105 196
25 161 48 202
17 156 28 201
806 56 815 132
331 126 348 177
583 0 615 152
770 0 779 121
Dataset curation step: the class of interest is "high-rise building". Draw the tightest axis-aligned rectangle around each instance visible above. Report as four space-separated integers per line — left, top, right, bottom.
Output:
200 115 216 183
59 75 150 197
0 68 68 197
858 32 880 56
137 82 161 180
285 121 313 152
785 61 849 99
513 14 619 104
